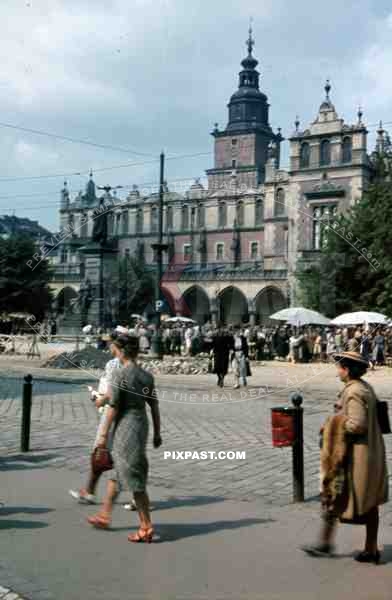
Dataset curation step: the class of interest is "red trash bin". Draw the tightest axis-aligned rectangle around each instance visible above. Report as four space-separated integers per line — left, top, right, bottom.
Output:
271 407 296 447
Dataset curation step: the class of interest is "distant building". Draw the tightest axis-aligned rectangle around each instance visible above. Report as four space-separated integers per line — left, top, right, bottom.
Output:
51 28 385 325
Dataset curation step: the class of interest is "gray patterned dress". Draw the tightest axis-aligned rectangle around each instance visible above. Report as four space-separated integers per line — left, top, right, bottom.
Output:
108 363 154 493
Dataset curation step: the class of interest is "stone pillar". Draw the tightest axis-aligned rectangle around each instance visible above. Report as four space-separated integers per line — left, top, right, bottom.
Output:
248 298 256 327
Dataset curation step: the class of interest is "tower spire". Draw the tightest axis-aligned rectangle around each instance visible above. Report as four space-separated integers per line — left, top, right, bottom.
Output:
247 18 255 56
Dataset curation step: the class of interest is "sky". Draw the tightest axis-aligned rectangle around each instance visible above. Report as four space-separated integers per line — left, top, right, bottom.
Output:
0 0 391 231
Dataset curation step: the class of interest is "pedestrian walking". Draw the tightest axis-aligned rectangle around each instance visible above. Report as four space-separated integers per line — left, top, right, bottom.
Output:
212 325 234 387
87 335 162 543
69 333 121 504
302 351 388 563
232 327 249 389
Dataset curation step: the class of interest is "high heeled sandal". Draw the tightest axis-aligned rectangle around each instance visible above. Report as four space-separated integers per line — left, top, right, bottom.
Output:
87 513 111 529
128 527 154 543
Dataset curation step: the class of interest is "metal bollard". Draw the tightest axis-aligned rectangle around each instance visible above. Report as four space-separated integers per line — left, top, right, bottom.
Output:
21 374 33 452
290 391 304 502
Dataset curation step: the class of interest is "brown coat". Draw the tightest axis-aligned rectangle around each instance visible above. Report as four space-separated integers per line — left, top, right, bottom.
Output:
338 379 388 520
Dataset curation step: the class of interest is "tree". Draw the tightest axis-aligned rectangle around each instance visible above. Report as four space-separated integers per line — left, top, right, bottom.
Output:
0 235 53 319
117 254 155 321
296 178 392 316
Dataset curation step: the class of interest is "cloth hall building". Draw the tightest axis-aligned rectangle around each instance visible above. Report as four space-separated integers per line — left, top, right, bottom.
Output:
52 31 379 326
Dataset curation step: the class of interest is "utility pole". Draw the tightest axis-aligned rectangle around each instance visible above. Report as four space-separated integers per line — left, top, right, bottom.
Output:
151 152 168 357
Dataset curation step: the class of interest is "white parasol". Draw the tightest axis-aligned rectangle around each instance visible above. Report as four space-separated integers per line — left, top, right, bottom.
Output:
164 316 197 324
270 307 331 326
331 311 388 326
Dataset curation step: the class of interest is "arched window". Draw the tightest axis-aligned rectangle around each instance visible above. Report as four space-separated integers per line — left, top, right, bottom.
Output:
218 201 227 228
236 201 244 226
122 210 129 235
197 203 205 228
320 139 331 166
255 198 263 225
181 205 189 230
151 206 158 233
166 206 173 231
274 188 285 216
300 142 310 168
136 207 144 234
80 212 88 238
342 136 352 163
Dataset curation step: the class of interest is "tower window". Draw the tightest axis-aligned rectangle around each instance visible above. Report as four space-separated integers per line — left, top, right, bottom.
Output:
312 205 337 249
232 159 237 169
231 139 237 146
197 203 205 228
342 136 352 163
274 188 285 217
250 241 259 260
216 243 224 261
183 244 192 261
181 205 189 230
136 208 143 234
166 206 173 231
218 202 227 228
236 201 244 226
255 198 263 225
320 139 331 166
151 206 158 233
300 142 310 168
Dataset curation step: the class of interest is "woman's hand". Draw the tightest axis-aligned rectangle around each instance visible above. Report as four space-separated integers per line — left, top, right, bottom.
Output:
153 434 162 448
95 395 106 409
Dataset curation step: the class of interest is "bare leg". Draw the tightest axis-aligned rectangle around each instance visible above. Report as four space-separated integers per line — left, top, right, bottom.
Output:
364 507 379 554
86 467 101 495
133 490 152 530
101 479 119 517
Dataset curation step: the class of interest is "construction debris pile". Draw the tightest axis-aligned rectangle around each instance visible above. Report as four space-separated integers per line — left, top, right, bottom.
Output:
42 348 211 375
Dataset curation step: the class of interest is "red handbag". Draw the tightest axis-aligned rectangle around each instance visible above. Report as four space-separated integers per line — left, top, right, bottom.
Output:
91 447 113 474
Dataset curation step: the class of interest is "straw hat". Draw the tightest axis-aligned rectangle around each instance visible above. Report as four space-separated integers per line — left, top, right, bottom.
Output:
332 351 369 366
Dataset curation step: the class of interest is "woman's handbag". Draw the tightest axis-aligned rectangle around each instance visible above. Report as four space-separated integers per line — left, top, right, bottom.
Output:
377 400 391 434
91 447 114 474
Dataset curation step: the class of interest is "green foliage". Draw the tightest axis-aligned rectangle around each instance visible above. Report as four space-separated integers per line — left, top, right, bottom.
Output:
296 179 392 316
0 235 53 319
117 254 155 321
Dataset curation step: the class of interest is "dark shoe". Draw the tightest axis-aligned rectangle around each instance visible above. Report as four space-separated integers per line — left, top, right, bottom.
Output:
354 551 381 565
301 543 334 558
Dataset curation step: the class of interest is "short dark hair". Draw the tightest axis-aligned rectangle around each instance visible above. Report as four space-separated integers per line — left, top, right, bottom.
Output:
339 357 367 379
113 335 139 359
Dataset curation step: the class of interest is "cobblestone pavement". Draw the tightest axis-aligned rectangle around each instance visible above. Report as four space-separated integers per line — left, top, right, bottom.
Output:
1 371 392 509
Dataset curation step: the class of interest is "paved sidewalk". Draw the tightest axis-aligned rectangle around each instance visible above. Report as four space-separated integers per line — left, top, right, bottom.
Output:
1 463 392 600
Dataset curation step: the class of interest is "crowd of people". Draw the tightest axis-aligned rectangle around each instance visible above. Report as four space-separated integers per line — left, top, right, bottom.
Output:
95 319 392 369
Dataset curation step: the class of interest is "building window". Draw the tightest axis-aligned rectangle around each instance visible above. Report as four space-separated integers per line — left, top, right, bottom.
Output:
125 248 130 258
115 213 121 236
232 159 237 169
216 243 224 261
151 206 158 233
218 202 227 228
166 205 173 231
232 139 237 146
181 205 189 230
197 203 205 228
183 244 192 261
342 136 352 163
274 188 285 216
137 241 145 262
250 241 259 260
108 211 114 236
236 200 244 226
80 213 88 238
300 142 310 168
255 198 263 225
122 210 129 235
136 208 143 234
312 205 337 249
320 139 331 166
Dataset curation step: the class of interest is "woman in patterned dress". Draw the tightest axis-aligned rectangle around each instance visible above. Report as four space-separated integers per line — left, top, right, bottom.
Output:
87 335 162 543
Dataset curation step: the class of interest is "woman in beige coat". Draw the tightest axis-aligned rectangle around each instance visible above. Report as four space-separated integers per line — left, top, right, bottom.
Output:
303 351 388 563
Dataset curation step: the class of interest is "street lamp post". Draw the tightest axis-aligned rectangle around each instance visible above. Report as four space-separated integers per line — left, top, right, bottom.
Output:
151 151 168 358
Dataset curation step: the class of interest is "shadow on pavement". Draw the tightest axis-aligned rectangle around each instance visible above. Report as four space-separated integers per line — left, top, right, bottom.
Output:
0 453 60 470
148 495 225 511
0 519 49 530
114 517 274 541
0 506 54 517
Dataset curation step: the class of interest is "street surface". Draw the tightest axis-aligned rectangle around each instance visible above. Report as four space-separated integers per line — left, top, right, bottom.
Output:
1 360 392 599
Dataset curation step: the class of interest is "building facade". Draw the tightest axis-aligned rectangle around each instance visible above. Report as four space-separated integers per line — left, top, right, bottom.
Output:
51 30 380 327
